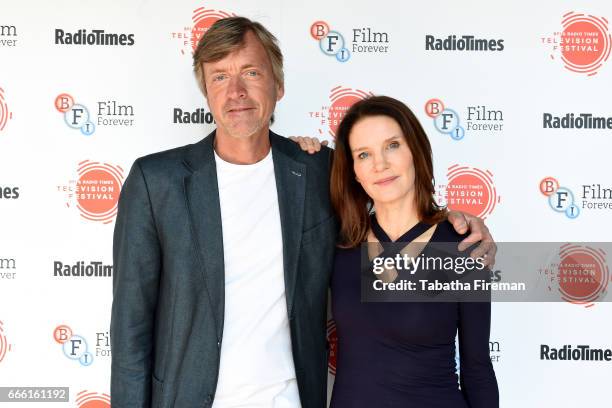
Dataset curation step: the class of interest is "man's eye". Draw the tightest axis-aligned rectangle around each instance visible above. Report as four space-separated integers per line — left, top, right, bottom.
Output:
213 74 227 82
358 152 369 160
245 70 258 77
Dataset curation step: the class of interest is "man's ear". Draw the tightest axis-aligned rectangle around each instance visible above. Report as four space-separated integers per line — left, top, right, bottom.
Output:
276 83 285 101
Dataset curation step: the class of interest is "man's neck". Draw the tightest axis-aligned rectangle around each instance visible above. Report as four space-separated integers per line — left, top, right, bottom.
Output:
214 128 271 164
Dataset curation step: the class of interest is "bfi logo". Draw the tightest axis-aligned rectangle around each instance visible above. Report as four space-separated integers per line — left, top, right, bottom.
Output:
540 177 580 219
425 99 465 140
425 98 504 140
310 21 390 63
54 324 94 366
54 93 135 135
311 21 350 62
55 94 95 136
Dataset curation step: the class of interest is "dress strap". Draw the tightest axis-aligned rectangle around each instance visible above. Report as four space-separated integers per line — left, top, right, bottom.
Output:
370 213 431 243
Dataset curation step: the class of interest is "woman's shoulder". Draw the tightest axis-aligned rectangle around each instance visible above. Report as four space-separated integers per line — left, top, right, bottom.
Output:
430 219 481 257
431 219 470 243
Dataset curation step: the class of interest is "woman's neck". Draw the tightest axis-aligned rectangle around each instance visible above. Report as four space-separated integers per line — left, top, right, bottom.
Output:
373 199 420 241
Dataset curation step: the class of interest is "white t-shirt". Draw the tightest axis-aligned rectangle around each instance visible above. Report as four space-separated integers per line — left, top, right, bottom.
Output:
212 149 300 408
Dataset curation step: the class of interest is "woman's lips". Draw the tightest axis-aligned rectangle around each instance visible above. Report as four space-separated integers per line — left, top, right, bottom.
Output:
374 176 398 186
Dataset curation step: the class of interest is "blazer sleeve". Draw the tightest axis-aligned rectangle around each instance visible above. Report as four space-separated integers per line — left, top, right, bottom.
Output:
458 300 499 408
110 159 162 407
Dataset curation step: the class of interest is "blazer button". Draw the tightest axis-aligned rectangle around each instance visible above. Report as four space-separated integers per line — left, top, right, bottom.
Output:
217 341 221 348
204 394 212 405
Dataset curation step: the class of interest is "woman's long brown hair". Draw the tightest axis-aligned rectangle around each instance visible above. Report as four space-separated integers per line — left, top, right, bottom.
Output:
331 96 447 248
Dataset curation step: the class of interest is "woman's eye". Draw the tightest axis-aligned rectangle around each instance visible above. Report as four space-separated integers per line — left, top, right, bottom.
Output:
358 152 369 160
388 141 400 149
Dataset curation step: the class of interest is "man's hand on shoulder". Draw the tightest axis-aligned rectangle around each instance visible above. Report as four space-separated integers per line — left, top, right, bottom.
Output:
447 210 497 268
289 136 329 154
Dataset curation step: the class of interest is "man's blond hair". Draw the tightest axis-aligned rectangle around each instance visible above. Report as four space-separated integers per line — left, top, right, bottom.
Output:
193 17 284 96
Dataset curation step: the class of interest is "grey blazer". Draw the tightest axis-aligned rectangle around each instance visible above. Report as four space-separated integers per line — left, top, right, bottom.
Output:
110 131 337 408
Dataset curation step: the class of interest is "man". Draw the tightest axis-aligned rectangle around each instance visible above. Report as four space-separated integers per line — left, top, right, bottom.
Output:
110 17 495 408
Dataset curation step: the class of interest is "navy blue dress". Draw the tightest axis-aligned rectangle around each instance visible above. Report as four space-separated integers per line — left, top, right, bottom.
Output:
330 219 499 408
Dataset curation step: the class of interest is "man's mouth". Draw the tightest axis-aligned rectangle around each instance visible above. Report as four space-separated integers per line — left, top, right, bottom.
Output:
227 107 255 114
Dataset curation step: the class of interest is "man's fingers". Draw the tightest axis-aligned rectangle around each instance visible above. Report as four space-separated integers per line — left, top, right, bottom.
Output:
464 235 497 267
306 137 317 152
484 253 496 268
289 136 327 154
307 137 322 151
305 137 324 153
461 234 496 267
458 231 482 252
448 211 468 236
292 136 313 153
450 210 497 267
469 239 491 260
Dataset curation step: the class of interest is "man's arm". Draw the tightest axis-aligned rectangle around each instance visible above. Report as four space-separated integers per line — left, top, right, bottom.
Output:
287 136 497 266
110 159 162 407
447 211 497 267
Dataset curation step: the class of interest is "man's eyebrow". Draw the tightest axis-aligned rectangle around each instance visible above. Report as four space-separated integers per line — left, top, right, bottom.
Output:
206 63 263 75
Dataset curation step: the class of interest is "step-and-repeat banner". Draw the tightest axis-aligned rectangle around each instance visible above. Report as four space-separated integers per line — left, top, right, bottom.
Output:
1 1 611 406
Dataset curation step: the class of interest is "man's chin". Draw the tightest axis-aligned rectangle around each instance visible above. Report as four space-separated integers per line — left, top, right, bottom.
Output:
224 123 266 140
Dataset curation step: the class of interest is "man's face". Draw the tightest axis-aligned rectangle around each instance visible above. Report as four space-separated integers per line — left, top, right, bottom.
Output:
203 31 284 140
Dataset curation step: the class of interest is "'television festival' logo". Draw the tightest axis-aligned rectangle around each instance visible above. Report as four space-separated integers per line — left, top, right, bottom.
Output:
76 390 111 408
0 24 17 47
542 12 611 76
309 86 373 139
172 6 234 55
540 244 610 307
0 87 13 133
425 98 504 141
57 160 124 224
437 165 501 219
0 320 13 364
425 34 504 51
310 20 390 63
55 93 135 136
54 29 134 46
540 177 612 219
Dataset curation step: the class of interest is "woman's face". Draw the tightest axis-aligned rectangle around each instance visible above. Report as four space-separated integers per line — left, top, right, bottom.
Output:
349 115 416 207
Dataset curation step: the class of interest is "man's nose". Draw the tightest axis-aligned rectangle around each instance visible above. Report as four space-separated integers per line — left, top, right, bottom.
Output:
227 75 247 99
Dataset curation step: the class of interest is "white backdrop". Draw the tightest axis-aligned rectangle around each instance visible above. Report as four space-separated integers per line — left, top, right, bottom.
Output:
1 1 612 407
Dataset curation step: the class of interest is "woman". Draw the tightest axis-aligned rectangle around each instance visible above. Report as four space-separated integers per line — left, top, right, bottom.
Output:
299 96 498 407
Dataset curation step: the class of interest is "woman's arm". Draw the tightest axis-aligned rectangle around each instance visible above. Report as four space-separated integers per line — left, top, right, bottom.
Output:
458 301 500 408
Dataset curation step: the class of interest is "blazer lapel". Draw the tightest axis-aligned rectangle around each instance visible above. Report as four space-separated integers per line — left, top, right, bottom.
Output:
270 132 306 318
183 132 225 340
181 131 306 336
